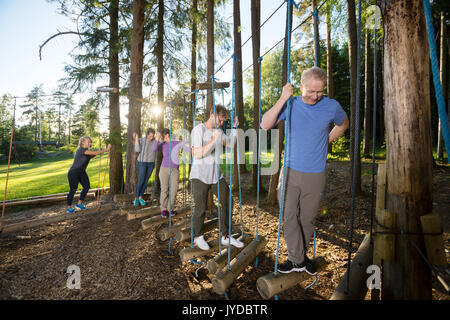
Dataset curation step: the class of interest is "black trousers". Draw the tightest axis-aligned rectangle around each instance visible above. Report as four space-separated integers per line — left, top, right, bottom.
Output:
67 168 90 206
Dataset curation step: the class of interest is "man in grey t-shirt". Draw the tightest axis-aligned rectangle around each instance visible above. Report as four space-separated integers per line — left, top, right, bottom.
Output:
189 105 244 250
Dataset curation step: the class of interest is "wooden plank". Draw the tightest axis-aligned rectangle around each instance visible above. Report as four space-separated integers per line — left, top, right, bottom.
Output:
375 163 386 213
120 204 160 219
212 236 267 295
0 203 115 235
420 213 447 266
330 233 373 300
196 81 230 90
256 256 327 300
374 209 396 264
3 188 109 203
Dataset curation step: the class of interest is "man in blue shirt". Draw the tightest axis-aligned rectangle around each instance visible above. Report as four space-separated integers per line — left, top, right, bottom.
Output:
261 67 349 275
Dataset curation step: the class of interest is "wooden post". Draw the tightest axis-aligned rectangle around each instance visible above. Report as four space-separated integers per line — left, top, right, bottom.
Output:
212 236 267 295
330 233 373 300
174 217 218 242
375 163 386 213
256 256 327 300
420 213 446 266
373 209 396 265
206 234 251 274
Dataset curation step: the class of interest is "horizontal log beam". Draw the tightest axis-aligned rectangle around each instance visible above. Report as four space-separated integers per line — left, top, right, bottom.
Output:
256 256 327 300
4 192 96 207
196 81 230 90
174 217 218 242
206 234 251 274
0 203 115 235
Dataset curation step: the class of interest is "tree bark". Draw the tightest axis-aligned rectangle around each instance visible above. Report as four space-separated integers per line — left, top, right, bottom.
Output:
326 5 333 99
381 0 432 299
346 0 361 194
312 0 320 67
153 0 165 201
190 0 198 132
437 12 447 160
267 1 292 205
108 0 124 195
125 0 145 194
251 0 261 190
363 29 373 158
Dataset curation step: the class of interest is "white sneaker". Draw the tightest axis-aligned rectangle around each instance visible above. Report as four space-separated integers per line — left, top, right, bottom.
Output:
221 235 244 248
194 235 210 251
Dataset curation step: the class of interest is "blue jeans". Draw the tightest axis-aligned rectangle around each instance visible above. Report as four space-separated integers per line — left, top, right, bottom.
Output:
135 161 155 198
67 168 90 206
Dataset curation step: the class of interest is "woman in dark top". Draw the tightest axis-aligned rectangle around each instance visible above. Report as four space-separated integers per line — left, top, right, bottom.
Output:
67 136 111 213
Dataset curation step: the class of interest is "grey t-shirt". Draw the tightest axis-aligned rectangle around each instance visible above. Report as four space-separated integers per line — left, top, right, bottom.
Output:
134 138 156 163
189 123 230 184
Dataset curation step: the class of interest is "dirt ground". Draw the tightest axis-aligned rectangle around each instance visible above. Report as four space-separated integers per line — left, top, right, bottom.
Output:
0 161 449 300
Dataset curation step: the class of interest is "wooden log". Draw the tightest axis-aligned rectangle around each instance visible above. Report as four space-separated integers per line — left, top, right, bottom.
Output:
206 234 251 274
0 203 115 235
375 163 386 212
196 81 230 90
256 256 327 300
174 217 218 242
122 205 161 220
373 209 396 265
212 236 267 295
4 192 96 208
141 211 186 230
158 218 191 241
3 188 109 204
179 238 221 262
114 193 152 203
330 233 373 300
420 213 447 266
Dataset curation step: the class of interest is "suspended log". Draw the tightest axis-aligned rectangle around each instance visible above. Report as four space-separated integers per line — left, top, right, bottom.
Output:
179 238 221 262
206 233 251 274
158 217 191 241
420 213 446 266
114 193 151 203
330 233 373 300
4 192 96 208
122 205 161 220
212 236 267 295
256 256 327 300
141 212 185 230
174 217 218 242
0 203 115 235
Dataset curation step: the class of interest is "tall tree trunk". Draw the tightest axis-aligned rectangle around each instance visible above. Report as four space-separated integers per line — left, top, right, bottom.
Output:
108 0 124 195
153 0 165 201
326 4 333 154
233 0 247 189
206 0 214 116
363 29 373 158
381 0 432 300
125 0 145 194
437 11 447 160
312 0 320 67
267 1 292 205
251 0 261 190
190 0 198 132
346 0 361 194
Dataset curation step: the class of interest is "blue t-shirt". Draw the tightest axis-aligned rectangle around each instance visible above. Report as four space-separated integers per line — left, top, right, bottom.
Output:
277 96 347 173
70 147 93 171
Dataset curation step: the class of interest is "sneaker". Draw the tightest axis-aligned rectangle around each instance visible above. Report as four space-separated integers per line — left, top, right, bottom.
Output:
67 207 75 214
303 257 317 276
277 260 305 274
139 198 146 206
221 235 244 248
133 199 139 207
75 203 87 211
161 210 168 218
194 235 210 251
170 210 177 217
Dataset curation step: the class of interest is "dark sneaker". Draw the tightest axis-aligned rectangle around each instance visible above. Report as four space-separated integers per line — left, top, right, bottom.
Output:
303 257 317 276
277 260 305 274
170 210 177 217
161 210 168 218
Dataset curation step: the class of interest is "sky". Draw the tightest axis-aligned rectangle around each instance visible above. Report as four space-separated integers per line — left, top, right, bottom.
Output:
0 0 307 129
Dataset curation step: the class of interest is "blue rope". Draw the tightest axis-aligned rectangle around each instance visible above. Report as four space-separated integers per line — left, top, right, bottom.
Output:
313 9 319 67
190 90 199 249
345 0 362 294
274 0 294 277
168 100 173 254
423 0 450 164
211 75 222 254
